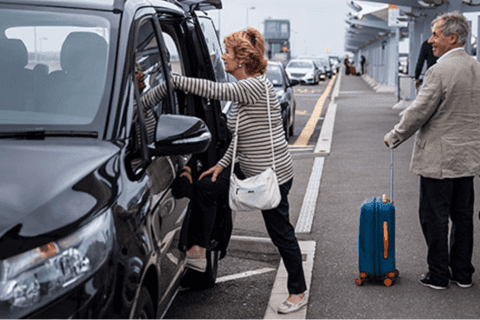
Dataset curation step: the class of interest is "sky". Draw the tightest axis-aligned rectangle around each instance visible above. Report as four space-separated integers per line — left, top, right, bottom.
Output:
207 0 386 58
207 1 480 59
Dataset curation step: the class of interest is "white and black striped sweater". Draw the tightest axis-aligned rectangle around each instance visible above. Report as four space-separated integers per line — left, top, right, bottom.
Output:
143 74 294 185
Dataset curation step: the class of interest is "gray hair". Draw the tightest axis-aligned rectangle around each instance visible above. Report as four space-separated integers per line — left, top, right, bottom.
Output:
431 11 471 45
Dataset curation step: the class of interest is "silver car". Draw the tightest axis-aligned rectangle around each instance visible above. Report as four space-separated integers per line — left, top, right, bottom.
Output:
285 59 323 85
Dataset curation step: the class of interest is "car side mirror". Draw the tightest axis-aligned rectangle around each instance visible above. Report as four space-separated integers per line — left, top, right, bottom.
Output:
151 114 211 156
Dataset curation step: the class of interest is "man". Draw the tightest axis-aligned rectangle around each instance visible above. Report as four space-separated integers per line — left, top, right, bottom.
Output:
360 55 366 75
384 12 480 290
344 54 350 75
414 39 438 89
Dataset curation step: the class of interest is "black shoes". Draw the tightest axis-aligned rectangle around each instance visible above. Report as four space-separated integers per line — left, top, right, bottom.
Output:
418 273 448 290
450 277 473 288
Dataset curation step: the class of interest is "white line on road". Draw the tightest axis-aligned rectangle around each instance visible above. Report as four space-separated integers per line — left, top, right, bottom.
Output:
216 268 276 283
295 157 325 234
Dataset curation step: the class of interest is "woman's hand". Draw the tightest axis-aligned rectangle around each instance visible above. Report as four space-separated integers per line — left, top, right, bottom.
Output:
199 165 224 182
180 166 193 184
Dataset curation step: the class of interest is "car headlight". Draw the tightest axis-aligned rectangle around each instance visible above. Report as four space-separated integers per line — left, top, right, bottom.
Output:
305 70 314 78
286 70 292 78
0 210 115 318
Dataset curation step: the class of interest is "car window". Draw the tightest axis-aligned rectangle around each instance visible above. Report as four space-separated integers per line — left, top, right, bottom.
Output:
266 64 284 86
135 18 171 116
197 16 228 84
287 61 313 68
0 8 110 127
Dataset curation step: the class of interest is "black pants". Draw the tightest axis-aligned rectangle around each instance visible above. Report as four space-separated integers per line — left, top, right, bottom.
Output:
189 167 307 294
261 178 307 294
419 176 475 285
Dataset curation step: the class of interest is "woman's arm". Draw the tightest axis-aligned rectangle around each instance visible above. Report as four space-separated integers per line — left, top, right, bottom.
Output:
172 75 261 105
141 74 263 107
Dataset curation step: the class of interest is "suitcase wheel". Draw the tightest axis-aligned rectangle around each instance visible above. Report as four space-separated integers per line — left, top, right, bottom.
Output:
383 278 393 287
383 270 399 287
355 277 364 286
355 272 369 286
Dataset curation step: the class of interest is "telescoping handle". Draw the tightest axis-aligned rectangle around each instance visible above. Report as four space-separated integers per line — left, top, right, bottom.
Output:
390 149 394 203
382 149 394 204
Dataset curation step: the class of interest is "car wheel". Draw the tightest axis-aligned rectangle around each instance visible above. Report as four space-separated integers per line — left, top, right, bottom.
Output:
132 286 155 319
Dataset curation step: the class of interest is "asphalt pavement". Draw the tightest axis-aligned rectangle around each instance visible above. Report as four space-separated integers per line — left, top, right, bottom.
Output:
230 68 480 319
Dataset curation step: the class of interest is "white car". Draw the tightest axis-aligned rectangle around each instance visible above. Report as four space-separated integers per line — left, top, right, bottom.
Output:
285 59 323 85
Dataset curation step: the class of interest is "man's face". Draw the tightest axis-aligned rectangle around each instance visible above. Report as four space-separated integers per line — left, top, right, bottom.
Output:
428 20 456 57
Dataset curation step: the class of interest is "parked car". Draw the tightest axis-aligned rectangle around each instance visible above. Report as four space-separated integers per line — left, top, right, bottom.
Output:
285 59 323 85
0 0 232 318
266 61 299 140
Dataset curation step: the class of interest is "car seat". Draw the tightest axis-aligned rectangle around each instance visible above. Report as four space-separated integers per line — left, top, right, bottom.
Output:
46 32 108 119
0 39 34 111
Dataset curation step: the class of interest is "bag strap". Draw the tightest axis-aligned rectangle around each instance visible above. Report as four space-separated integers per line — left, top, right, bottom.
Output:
231 79 276 176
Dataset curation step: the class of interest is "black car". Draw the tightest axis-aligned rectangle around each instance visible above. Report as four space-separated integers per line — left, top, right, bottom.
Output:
266 61 299 140
0 0 232 318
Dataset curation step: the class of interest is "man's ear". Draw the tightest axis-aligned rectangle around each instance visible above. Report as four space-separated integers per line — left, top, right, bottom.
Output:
450 32 460 45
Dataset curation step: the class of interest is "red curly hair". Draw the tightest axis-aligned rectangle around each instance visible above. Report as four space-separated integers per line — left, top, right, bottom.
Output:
224 27 268 75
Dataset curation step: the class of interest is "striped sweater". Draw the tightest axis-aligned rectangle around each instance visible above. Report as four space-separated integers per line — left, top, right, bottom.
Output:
144 74 294 185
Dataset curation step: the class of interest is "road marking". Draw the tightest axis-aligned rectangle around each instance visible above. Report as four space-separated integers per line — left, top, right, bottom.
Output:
314 102 337 154
314 70 342 154
293 75 336 146
216 268 276 283
295 157 324 234
264 241 316 319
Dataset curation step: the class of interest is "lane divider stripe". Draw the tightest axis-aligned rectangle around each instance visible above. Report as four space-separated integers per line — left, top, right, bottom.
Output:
293 75 336 146
295 157 325 234
216 268 276 283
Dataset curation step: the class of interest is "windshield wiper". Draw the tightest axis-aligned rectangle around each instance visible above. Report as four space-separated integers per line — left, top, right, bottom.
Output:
0 130 99 139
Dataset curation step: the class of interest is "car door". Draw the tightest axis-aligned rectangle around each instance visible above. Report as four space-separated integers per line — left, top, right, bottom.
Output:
131 14 192 312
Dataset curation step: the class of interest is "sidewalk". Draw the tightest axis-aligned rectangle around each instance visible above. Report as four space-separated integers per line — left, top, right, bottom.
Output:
307 72 480 319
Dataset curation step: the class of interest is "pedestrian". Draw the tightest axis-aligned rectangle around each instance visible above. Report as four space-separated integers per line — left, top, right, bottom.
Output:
143 27 308 314
384 11 480 290
414 39 438 89
360 55 366 75
344 54 350 75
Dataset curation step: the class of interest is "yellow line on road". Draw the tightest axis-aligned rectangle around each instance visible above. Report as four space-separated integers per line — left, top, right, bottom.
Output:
293 75 337 146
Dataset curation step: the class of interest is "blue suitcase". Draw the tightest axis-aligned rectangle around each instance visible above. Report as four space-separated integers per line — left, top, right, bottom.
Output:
355 151 399 287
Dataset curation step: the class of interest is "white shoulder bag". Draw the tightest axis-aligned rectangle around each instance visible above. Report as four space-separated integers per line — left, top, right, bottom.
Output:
228 80 281 212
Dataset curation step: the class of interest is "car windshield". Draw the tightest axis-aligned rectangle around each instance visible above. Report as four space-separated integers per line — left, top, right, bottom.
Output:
0 7 113 133
266 64 284 86
287 60 313 69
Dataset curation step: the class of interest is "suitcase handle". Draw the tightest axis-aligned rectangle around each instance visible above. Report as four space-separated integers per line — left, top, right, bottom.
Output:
383 221 389 259
389 149 394 203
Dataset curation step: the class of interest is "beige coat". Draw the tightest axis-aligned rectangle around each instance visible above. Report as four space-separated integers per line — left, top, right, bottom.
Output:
385 49 480 179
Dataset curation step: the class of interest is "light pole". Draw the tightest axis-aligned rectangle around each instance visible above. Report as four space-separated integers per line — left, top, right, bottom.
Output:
246 6 255 27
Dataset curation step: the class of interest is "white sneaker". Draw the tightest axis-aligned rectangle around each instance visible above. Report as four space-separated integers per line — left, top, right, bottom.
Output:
277 293 308 314
186 257 207 272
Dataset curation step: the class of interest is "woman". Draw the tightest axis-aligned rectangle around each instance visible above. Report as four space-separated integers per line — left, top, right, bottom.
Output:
143 28 307 314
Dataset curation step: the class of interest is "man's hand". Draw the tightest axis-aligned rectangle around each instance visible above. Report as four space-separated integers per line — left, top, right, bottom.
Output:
414 80 420 89
384 136 390 147
199 165 224 182
180 166 193 184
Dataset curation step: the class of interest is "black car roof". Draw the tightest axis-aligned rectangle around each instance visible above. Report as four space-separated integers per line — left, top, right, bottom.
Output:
0 0 220 13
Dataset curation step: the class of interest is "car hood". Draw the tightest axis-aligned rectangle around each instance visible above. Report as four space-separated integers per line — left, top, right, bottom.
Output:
0 139 120 242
